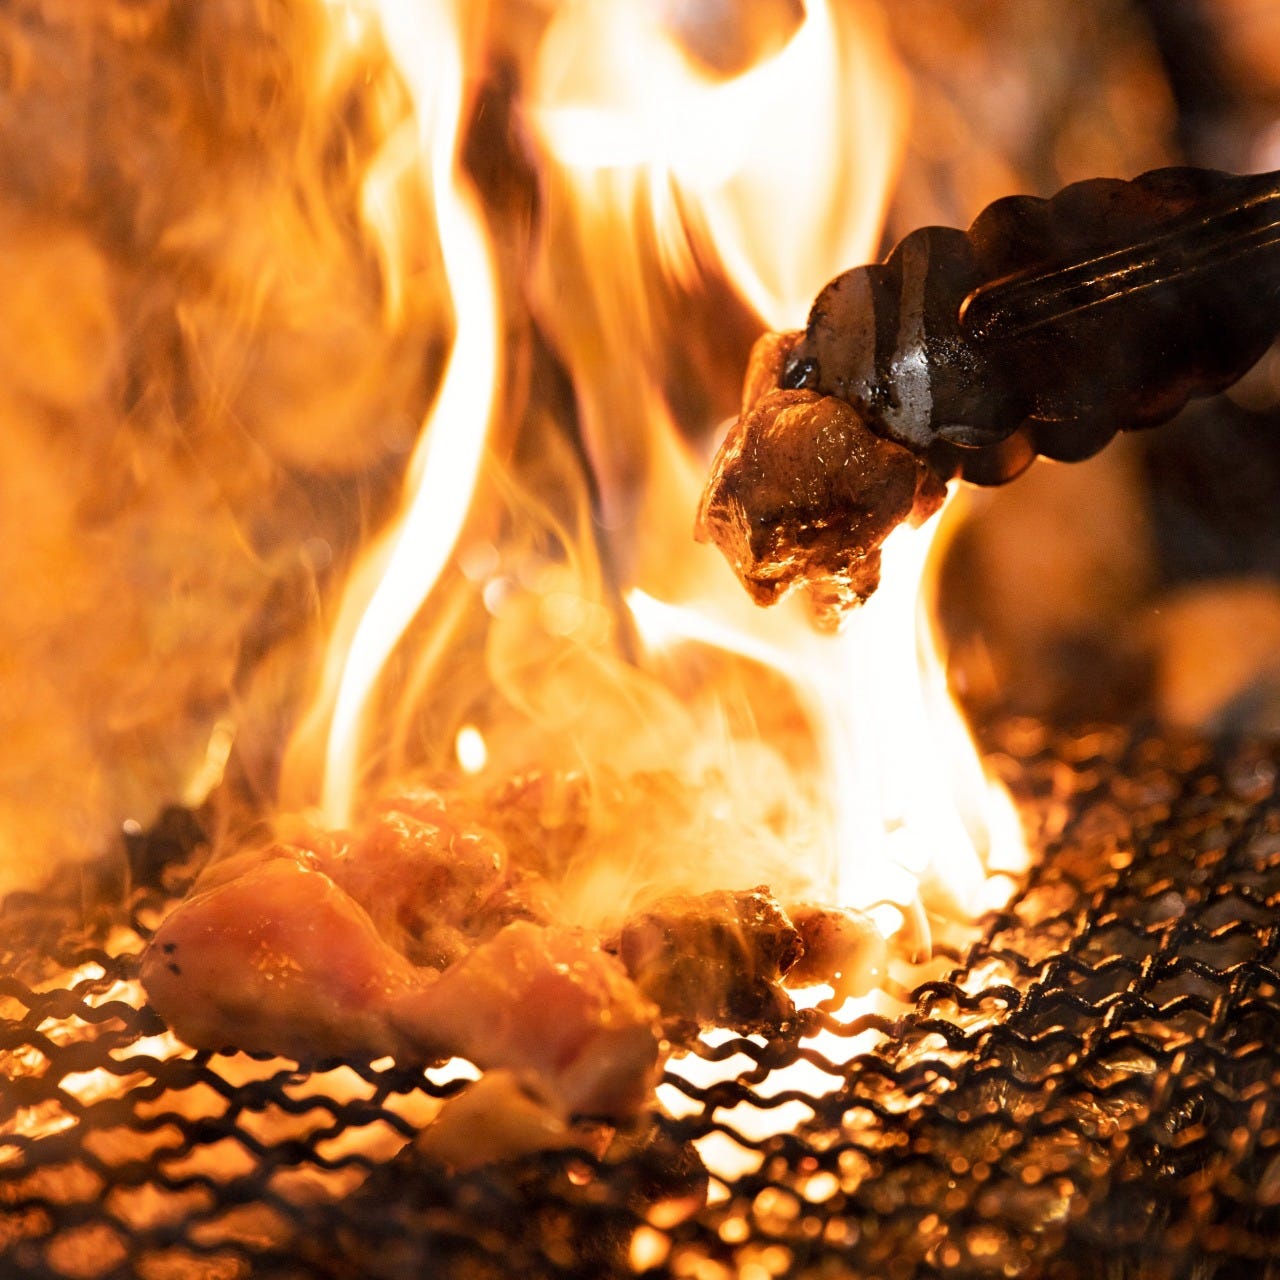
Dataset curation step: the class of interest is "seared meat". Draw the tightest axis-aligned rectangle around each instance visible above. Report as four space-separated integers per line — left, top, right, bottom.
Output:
392 922 661 1118
323 790 560 968
696 332 946 629
612 887 891 1033
140 854 429 1062
614 885 804 1036
786 902 889 1000
142 791 660 1119
702 169 1280 623
142 782 890 1127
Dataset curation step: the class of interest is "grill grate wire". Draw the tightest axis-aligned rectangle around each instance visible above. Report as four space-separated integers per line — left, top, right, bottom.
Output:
2 724 1278 1279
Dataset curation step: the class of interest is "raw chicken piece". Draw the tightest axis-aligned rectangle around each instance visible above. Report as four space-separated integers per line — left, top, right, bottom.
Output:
391 922 661 1118
142 784 884 1125
142 792 660 1118
140 855 429 1062
412 1069 603 1174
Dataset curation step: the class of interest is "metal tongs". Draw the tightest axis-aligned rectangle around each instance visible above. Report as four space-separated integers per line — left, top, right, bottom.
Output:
962 169 1280 344
783 165 1280 484
699 167 1280 618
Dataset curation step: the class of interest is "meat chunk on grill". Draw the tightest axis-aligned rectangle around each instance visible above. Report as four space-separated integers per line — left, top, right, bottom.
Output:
141 783 892 1127
139 854 429 1062
787 902 889 1000
141 791 660 1120
612 887 890 1034
613 885 805 1036
392 921 662 1118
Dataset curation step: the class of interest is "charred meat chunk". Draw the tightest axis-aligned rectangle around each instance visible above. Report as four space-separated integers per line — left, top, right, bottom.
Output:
696 333 946 629
614 885 804 1035
700 167 1280 621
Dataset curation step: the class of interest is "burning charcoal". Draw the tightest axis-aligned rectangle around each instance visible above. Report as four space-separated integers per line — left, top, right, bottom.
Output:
614 886 804 1036
785 903 888 1000
602 1122 710 1228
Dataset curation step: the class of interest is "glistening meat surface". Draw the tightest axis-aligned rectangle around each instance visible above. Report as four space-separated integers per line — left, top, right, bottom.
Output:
141 792 662 1119
141 777 890 1125
696 333 946 629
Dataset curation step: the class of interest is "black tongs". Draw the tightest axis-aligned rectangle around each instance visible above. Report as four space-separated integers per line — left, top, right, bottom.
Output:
782 166 1280 484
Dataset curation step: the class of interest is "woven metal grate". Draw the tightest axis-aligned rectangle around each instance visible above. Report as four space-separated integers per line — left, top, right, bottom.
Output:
3 724 1279 1279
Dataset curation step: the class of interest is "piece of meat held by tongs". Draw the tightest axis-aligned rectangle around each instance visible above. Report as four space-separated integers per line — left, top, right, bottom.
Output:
697 166 1280 627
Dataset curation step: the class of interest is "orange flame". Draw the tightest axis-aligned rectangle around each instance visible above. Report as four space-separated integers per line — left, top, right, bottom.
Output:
287 0 499 827
532 0 1024 935
533 0 904 331
286 0 1024 944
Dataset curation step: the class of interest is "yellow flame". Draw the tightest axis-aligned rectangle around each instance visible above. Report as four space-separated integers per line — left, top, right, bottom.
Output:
537 0 1025 935
291 0 499 826
288 0 1024 941
533 0 905 331
629 502 1027 934
454 724 488 775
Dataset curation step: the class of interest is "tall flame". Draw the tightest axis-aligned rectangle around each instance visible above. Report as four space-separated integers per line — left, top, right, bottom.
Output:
533 0 902 330
533 0 1025 929
290 0 499 827
287 0 1024 937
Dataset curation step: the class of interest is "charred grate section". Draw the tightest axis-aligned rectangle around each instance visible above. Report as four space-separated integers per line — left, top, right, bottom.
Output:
2 724 1279 1279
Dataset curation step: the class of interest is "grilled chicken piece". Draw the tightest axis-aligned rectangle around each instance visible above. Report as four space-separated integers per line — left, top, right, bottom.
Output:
612 887 891 1034
142 784 886 1122
142 791 660 1119
187 789 558 968
696 333 946 629
321 790 561 968
786 903 889 1000
701 169 1280 624
392 921 661 1118
140 854 429 1062
614 885 805 1036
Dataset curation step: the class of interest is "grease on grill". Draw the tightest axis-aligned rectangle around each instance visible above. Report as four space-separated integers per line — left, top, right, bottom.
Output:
3 724 1280 1279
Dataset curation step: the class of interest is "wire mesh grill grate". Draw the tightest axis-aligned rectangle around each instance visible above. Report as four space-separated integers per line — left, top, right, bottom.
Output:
3 723 1279 1279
